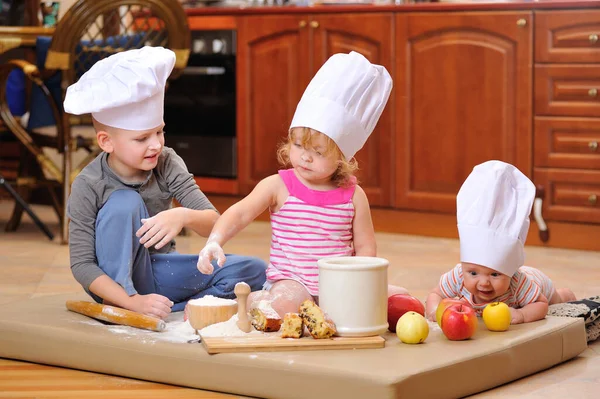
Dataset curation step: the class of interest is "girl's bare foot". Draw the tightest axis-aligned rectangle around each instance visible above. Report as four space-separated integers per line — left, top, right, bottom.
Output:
388 285 408 297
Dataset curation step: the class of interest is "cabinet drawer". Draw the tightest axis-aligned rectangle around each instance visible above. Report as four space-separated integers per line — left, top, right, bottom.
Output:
534 117 600 169
535 10 600 63
534 168 600 223
535 65 600 117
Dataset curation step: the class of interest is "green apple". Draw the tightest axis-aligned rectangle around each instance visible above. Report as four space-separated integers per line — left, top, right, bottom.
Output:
396 311 429 344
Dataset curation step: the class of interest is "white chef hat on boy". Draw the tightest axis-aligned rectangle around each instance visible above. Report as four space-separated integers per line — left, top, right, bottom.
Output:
457 160 536 277
63 46 175 131
289 51 392 160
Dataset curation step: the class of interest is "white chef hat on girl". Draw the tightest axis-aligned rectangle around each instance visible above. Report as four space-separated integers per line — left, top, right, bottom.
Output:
289 51 392 160
457 160 536 276
63 46 175 130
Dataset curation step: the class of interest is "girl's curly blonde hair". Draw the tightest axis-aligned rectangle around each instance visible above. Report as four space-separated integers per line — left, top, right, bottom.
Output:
276 127 359 188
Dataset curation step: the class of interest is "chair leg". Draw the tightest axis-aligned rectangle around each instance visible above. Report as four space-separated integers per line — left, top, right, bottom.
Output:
60 115 72 245
4 184 29 232
0 174 54 240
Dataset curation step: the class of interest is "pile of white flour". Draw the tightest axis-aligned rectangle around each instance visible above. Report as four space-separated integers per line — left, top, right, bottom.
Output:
199 314 262 337
188 295 237 307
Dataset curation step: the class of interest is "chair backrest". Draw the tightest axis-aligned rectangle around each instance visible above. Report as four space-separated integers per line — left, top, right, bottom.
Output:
44 0 190 85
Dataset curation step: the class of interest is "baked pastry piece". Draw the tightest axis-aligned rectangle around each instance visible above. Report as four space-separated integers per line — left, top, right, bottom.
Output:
299 300 336 339
281 313 304 339
250 303 282 332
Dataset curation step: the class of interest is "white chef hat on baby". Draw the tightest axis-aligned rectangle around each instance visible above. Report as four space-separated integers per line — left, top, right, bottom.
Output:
289 51 392 160
457 160 536 277
63 46 175 130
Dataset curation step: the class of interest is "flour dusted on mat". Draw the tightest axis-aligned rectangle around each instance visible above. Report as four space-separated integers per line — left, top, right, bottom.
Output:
105 318 198 343
188 295 237 307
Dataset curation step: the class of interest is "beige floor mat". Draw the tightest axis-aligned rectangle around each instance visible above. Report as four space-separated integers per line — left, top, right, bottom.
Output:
0 293 587 399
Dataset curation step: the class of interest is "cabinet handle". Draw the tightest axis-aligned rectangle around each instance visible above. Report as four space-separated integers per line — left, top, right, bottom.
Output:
299 20 307 28
590 34 599 44
590 141 599 151
310 21 319 28
516 19 527 27
589 88 598 98
589 194 598 205
534 187 549 243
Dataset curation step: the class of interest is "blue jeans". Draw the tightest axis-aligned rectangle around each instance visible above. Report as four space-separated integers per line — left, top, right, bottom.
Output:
94 190 267 311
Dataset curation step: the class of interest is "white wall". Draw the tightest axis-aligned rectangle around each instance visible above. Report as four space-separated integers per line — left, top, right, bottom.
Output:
58 0 78 19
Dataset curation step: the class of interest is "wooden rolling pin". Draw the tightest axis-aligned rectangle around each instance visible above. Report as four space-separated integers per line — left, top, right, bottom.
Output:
66 300 166 332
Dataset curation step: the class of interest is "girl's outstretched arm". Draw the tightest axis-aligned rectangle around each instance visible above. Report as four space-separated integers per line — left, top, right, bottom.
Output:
197 174 282 274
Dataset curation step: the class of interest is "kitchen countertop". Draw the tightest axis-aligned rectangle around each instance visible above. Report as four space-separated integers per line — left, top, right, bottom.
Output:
184 0 600 16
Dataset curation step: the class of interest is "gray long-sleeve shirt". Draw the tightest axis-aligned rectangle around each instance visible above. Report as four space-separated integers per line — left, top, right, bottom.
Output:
67 146 217 290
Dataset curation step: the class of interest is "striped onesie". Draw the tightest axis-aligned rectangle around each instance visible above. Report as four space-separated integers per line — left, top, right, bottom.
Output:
439 264 557 315
266 169 356 296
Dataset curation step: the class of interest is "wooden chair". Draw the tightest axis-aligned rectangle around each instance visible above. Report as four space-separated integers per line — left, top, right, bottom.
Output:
0 0 190 243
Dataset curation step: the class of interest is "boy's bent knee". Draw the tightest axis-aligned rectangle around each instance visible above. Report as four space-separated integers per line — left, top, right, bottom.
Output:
99 190 145 220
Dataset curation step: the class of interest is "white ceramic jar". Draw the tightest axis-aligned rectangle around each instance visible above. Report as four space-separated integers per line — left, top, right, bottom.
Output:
318 256 388 337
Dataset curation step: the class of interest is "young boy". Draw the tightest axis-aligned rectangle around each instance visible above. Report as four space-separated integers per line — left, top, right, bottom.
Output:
64 46 266 320
425 161 575 324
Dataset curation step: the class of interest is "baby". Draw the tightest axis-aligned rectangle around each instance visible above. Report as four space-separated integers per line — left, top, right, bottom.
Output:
425 161 575 324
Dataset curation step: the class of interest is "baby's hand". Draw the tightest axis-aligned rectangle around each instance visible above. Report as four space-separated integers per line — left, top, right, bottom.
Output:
510 308 525 325
426 311 437 322
197 241 226 274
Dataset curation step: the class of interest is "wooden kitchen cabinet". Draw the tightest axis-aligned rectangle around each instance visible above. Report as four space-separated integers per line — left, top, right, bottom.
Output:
236 13 394 206
532 9 600 244
236 14 310 195
394 12 533 213
534 168 600 224
534 65 600 117
535 10 600 64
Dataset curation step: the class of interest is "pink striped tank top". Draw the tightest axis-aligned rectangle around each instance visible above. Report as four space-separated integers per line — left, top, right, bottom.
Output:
266 169 356 295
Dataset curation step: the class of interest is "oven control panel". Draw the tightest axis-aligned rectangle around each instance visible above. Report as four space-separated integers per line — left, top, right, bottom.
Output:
191 30 236 55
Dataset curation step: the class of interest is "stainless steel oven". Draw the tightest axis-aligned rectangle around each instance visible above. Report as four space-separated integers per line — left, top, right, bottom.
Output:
164 30 236 178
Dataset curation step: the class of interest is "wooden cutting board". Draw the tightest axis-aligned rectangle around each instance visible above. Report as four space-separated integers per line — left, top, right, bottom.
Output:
200 334 386 354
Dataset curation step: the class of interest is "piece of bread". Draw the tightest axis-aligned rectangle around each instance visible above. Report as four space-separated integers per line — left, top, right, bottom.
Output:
250 305 282 332
299 300 336 339
281 313 304 339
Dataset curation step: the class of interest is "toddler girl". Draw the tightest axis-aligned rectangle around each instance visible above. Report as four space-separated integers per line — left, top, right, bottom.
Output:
196 51 407 317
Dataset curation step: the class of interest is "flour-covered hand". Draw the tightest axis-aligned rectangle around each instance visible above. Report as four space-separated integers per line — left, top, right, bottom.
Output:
136 207 186 250
197 240 226 274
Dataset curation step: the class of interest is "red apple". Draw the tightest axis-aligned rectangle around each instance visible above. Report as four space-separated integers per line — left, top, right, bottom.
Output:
388 294 425 332
435 298 469 327
440 303 478 341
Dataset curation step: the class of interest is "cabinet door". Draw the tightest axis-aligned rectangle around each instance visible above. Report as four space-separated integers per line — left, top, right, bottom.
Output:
237 15 311 193
311 13 394 207
395 12 533 213
534 168 600 224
